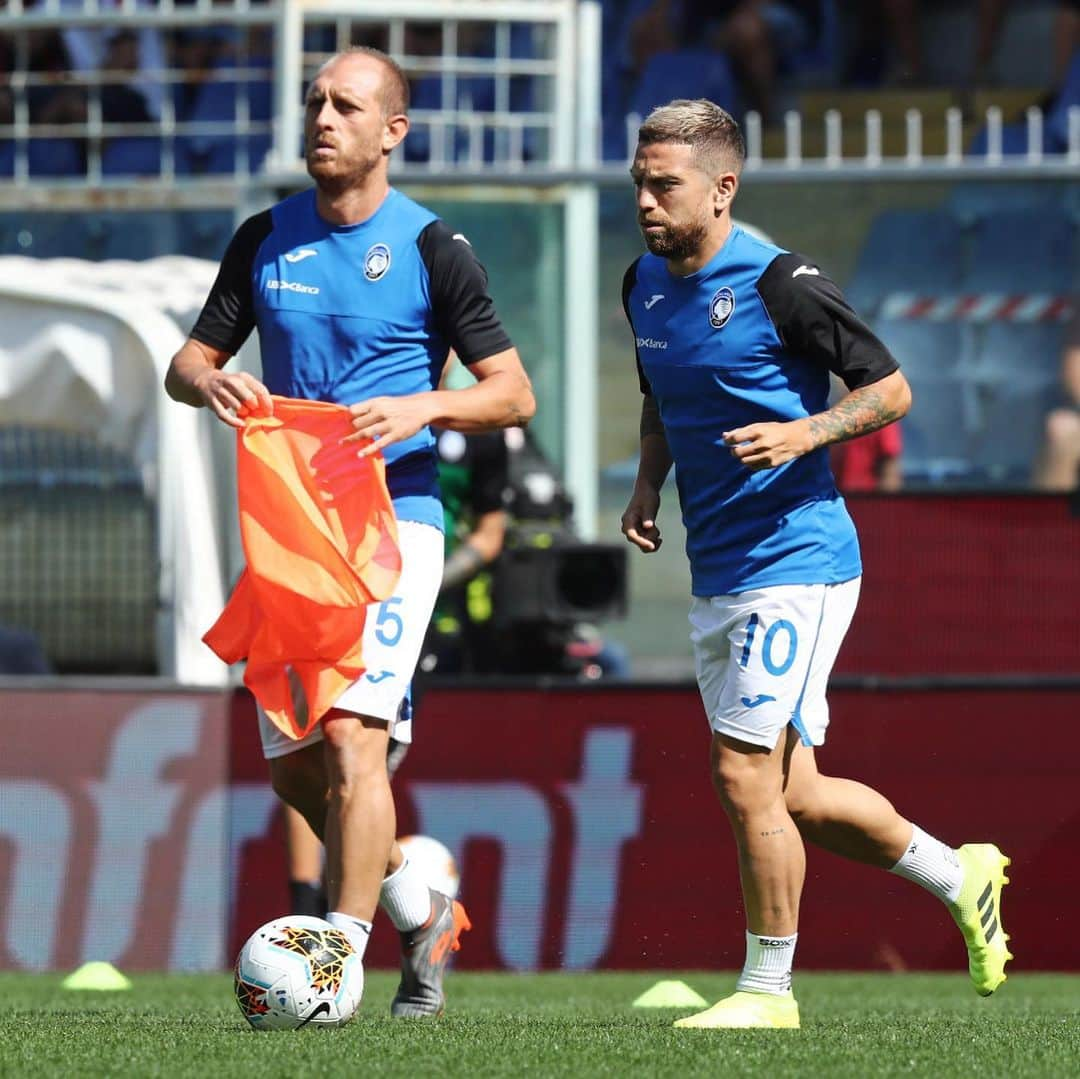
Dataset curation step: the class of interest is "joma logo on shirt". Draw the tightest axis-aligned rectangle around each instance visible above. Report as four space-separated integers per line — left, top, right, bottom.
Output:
267 279 320 295
636 336 668 350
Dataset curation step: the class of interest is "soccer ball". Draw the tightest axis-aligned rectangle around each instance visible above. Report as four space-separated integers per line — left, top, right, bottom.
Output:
234 915 363 1030
399 833 461 898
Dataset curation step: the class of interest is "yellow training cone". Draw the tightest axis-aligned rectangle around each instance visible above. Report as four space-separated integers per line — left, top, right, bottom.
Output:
62 961 132 991
632 980 708 1008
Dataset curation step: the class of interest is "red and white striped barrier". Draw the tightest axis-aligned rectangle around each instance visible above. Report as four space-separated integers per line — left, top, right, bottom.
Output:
880 293 1074 322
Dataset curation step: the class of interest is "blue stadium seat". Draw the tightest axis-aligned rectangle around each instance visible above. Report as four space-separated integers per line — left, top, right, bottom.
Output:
873 320 977 482
0 141 13 177
968 322 1067 483
875 318 966 385
404 72 533 165
964 208 1077 292
966 121 1044 159
628 48 739 121
27 137 83 177
102 137 163 177
779 0 841 84
947 182 1067 226
900 376 978 484
176 60 273 175
847 210 965 315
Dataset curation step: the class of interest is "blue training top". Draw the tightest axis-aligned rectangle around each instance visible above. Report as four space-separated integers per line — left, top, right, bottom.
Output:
192 187 514 528
622 225 898 596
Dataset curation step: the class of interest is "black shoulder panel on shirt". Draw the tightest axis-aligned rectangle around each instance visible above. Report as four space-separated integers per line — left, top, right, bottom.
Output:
417 219 514 365
622 257 652 395
190 209 273 356
756 252 899 391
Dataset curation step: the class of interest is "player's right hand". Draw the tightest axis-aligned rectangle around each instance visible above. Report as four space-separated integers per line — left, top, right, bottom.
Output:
621 493 663 553
192 368 273 429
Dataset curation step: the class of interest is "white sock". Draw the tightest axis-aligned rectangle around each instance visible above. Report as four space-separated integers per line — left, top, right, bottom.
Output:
889 823 963 905
325 912 372 960
735 931 797 995
379 858 434 932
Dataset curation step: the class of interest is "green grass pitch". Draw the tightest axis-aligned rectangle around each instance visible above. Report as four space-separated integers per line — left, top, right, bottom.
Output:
2 971 1078 1078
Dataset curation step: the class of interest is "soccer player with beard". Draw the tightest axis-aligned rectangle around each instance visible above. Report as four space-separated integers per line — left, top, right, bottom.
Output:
166 47 534 1017
620 98 1011 1028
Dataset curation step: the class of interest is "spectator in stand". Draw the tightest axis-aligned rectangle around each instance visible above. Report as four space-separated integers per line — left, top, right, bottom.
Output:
61 0 165 121
831 426 903 492
0 83 13 174
22 26 86 176
1053 1 1080 86
877 0 1011 86
1033 308 1080 491
625 1 823 124
100 29 153 126
1046 2 1080 151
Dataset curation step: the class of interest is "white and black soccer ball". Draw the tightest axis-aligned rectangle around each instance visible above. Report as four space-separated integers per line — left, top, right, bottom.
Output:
234 915 364 1030
399 834 461 899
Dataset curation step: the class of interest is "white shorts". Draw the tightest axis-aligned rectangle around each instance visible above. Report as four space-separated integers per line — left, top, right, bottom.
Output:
689 577 861 750
258 519 444 760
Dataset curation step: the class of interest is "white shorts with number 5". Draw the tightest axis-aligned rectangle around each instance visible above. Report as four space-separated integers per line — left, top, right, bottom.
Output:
690 577 861 750
258 519 444 760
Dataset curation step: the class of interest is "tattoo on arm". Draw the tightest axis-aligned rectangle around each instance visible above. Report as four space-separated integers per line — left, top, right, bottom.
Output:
759 827 786 837
806 383 902 448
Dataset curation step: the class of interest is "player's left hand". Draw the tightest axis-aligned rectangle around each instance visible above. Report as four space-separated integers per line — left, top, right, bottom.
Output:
722 420 813 470
343 395 433 456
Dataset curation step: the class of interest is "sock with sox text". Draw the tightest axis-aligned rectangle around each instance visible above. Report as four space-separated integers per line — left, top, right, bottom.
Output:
888 823 963 905
735 930 797 996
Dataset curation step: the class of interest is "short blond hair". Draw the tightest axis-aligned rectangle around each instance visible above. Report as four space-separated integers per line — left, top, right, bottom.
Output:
318 46 410 118
638 99 745 175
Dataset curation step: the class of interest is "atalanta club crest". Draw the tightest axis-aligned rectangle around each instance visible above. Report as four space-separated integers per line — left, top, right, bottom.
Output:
364 243 391 281
709 286 736 329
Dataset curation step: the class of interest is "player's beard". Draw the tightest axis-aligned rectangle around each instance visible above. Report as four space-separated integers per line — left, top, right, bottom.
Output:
306 137 383 194
640 214 710 261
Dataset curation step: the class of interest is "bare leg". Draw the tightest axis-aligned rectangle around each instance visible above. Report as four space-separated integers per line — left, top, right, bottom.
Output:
711 731 803 935
270 733 407 883
283 802 323 880
880 0 923 81
721 4 777 124
1054 5 1080 85
781 728 912 867
270 741 329 839
972 0 1011 82
321 710 396 920
1032 408 1080 491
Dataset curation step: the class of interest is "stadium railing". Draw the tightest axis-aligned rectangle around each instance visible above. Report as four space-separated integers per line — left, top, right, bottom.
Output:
2 1 1078 678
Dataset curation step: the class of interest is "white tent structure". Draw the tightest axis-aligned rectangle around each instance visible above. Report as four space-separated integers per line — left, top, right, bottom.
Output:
0 256 233 685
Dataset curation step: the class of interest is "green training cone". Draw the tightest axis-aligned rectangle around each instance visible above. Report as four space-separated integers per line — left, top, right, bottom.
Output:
632 980 709 1008
62 961 132 991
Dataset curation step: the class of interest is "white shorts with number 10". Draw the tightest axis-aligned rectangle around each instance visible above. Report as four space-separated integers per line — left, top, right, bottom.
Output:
258 519 444 760
690 577 861 750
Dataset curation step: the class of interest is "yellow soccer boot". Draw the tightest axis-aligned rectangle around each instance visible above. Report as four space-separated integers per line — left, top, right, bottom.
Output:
674 990 800 1029
949 843 1013 996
